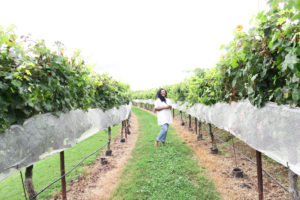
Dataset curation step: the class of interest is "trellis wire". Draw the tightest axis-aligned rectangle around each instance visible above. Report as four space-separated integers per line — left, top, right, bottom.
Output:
213 131 289 192
29 126 126 200
153 104 290 193
138 103 291 194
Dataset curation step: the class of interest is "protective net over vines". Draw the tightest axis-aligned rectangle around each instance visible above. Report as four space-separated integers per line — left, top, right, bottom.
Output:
135 99 300 175
0 104 131 181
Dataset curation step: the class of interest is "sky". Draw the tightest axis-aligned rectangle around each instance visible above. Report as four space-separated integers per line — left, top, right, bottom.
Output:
0 0 269 90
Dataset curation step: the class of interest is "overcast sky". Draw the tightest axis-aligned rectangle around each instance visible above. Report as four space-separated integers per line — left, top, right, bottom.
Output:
1 0 268 90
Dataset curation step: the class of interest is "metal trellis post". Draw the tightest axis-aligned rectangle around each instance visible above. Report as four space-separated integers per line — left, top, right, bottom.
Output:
208 123 218 154
188 115 193 131
194 118 197 135
106 127 112 156
60 151 67 200
197 121 203 141
256 150 263 200
288 169 299 200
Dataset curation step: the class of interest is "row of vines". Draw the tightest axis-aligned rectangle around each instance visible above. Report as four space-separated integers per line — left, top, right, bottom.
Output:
132 0 299 108
0 26 131 133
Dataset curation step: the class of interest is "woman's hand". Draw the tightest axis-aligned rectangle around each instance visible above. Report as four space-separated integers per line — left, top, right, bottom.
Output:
163 105 171 110
155 105 172 111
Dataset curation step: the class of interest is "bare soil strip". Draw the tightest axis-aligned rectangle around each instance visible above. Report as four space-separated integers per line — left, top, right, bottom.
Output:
141 107 289 200
175 117 291 200
171 116 290 200
52 113 139 200
51 107 289 200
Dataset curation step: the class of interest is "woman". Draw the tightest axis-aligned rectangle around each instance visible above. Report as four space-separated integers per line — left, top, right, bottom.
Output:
154 88 173 147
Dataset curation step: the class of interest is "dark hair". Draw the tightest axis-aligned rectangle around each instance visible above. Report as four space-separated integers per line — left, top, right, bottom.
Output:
157 88 167 102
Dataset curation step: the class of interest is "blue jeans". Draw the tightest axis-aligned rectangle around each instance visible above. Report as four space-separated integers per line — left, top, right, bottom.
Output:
157 123 169 142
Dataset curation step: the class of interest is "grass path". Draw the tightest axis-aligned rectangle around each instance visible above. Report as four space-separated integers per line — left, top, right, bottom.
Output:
0 126 120 200
111 107 220 200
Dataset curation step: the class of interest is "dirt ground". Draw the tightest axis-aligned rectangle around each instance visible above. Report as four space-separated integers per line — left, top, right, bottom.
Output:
51 107 291 200
141 106 290 200
51 113 139 200
170 111 290 200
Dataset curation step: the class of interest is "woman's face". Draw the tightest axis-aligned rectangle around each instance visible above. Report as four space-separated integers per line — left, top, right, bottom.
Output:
161 90 166 97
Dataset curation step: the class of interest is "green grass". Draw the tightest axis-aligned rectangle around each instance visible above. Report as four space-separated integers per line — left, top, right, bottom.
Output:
111 107 220 200
0 125 120 200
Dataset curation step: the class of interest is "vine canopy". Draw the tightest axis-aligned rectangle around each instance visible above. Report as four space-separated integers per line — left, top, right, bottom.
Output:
0 26 131 132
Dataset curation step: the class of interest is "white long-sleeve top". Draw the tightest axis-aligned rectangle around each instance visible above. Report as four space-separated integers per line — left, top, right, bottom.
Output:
154 98 173 126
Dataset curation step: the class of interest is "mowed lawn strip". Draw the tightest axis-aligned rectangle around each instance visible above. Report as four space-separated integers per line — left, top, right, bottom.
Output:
0 125 120 200
111 107 220 200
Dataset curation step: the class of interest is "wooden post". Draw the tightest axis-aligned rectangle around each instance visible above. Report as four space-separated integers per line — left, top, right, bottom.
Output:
25 165 37 200
127 112 131 129
188 115 193 131
107 127 111 150
126 119 131 135
180 111 184 126
172 108 175 118
106 127 112 156
256 151 263 200
60 151 67 200
195 118 197 135
197 121 203 140
124 120 128 139
289 169 299 200
208 123 218 153
121 121 124 138
120 121 125 142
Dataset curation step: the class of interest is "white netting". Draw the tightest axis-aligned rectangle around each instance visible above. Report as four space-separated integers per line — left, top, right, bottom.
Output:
134 99 300 176
0 104 131 181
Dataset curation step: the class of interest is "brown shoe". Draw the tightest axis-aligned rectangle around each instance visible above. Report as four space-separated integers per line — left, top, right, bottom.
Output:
162 142 166 146
154 141 159 147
